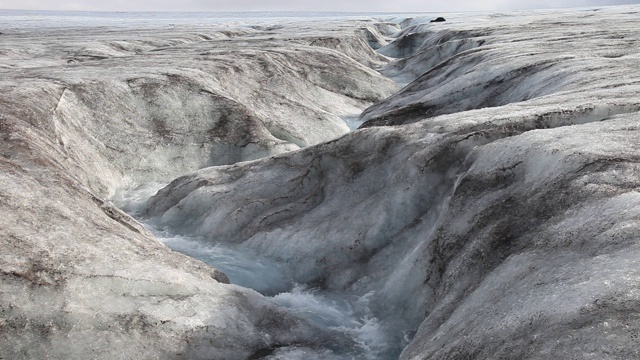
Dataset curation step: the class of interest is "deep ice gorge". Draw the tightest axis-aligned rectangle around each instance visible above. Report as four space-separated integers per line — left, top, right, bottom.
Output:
2 5 640 360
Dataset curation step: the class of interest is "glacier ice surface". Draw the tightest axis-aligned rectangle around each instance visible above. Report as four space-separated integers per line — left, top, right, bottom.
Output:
142 5 640 359
3 4 640 360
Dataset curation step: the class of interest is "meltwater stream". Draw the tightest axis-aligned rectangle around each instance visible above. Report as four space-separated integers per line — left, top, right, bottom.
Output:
112 183 404 359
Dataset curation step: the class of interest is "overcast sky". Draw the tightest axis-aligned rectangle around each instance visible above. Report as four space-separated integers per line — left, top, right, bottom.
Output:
1 0 639 12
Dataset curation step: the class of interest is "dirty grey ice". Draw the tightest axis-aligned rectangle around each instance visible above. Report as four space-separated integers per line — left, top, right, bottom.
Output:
1 5 640 360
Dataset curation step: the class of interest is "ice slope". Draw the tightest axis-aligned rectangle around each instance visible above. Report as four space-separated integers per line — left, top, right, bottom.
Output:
143 5 640 359
0 19 395 359
361 6 640 127
2 6 640 359
0 22 396 198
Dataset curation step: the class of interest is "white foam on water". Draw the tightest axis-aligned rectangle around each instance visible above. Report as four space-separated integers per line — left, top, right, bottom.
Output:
271 286 391 358
116 181 399 358
159 231 294 296
154 229 396 358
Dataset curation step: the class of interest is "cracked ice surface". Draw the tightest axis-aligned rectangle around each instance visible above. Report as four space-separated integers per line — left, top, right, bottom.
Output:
0 14 397 359
362 6 640 127
2 5 640 360
0 15 397 198
144 5 640 360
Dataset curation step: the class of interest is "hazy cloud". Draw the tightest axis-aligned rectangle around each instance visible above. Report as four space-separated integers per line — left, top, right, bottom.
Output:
0 0 639 12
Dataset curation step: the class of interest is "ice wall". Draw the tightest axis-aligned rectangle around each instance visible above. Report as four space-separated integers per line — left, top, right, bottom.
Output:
361 6 640 127
143 5 640 359
0 18 396 359
3 5 640 360
0 23 397 199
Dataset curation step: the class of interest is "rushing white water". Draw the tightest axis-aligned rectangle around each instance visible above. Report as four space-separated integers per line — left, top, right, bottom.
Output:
112 184 401 359
154 228 397 359
159 232 294 296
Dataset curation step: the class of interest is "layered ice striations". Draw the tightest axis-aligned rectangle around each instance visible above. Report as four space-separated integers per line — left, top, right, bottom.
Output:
0 17 396 359
144 5 640 360
361 7 640 127
0 20 397 199
3 5 640 360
